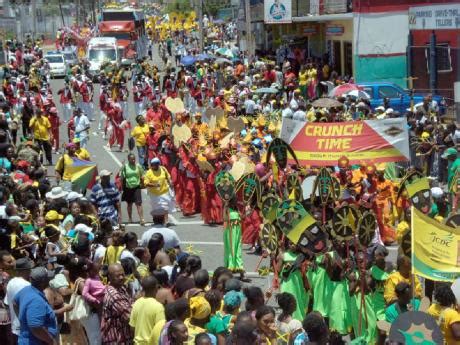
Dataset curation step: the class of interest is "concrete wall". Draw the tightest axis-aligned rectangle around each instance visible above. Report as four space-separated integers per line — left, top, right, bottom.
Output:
353 11 409 87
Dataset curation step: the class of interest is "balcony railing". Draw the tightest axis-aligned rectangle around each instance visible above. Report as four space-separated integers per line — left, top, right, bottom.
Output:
292 0 351 17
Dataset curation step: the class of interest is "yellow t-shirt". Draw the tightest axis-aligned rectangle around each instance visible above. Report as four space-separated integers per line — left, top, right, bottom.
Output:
151 319 166 345
129 297 165 345
298 71 308 86
427 303 443 320
384 271 422 304
144 167 170 196
54 154 74 181
75 148 91 161
131 124 149 147
440 308 460 344
29 116 51 141
184 319 206 345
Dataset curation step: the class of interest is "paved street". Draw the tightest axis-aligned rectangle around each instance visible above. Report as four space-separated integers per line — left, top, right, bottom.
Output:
43 45 400 295
45 47 272 291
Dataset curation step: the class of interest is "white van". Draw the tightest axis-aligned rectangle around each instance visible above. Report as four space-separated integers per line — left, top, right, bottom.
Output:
86 37 119 75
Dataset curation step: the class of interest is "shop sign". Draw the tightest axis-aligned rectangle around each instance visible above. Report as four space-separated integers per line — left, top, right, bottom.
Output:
326 24 344 36
409 4 460 30
264 0 292 24
301 25 317 36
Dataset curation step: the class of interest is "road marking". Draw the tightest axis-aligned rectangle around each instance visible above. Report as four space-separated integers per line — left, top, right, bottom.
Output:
103 146 123 167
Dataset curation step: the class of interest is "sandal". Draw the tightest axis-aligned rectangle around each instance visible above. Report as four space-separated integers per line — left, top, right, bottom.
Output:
140 219 146 226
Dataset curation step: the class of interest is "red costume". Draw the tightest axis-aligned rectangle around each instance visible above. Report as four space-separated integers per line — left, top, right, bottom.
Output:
107 104 125 150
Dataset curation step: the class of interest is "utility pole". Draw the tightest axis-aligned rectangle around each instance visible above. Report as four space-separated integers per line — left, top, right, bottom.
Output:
244 0 253 59
31 0 37 40
196 0 203 51
455 35 460 123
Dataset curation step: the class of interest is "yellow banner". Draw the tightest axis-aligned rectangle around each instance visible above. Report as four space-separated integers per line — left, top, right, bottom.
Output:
412 207 460 282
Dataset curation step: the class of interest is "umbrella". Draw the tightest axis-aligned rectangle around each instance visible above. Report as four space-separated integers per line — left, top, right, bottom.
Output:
344 89 370 99
254 87 278 94
180 55 196 66
328 83 361 97
216 47 234 59
215 57 232 65
311 98 344 108
196 53 213 61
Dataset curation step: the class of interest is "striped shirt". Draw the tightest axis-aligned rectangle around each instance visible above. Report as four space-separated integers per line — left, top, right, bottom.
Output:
101 285 133 345
90 182 120 224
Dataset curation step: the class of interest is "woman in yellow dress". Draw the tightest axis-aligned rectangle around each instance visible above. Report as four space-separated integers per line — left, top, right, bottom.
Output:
306 63 318 99
298 65 308 100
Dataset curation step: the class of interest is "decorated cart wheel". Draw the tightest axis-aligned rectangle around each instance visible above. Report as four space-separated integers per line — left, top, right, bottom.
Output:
286 173 302 201
357 211 377 247
259 222 280 254
260 194 280 221
331 205 357 241
445 213 460 228
401 230 411 257
332 177 341 201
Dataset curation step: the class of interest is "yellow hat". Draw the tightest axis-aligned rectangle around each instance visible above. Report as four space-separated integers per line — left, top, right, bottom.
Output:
406 178 430 198
45 210 64 222
256 115 266 127
189 296 211 320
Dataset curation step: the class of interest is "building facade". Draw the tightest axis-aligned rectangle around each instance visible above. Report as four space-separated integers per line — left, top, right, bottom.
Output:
258 0 459 96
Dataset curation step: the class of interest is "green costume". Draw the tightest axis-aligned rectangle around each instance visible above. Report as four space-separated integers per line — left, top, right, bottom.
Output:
280 251 309 321
223 209 244 272
370 265 389 321
311 254 331 318
326 252 352 335
350 292 377 344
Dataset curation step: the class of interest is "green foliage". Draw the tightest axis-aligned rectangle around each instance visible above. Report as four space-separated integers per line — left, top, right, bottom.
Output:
163 0 193 14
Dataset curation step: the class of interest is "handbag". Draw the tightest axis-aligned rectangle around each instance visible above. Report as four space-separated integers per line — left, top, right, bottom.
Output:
68 278 90 321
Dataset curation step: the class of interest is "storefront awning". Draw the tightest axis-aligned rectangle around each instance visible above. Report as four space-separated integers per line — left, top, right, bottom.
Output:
292 12 353 23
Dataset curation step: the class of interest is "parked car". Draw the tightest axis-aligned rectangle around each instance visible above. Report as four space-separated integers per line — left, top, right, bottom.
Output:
44 52 66 78
61 50 78 67
357 82 445 114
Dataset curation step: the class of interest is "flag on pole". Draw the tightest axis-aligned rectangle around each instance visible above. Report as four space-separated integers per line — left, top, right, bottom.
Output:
66 158 98 191
411 207 460 282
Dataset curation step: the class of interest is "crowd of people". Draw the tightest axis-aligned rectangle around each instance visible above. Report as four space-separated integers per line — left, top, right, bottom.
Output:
0 12 459 345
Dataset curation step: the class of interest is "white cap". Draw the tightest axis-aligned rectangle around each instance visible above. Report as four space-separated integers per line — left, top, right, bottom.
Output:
99 169 112 177
385 108 394 114
66 191 83 202
74 223 93 234
431 187 443 199
375 106 385 111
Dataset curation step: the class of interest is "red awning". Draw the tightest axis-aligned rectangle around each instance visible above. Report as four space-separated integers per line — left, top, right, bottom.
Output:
98 21 135 32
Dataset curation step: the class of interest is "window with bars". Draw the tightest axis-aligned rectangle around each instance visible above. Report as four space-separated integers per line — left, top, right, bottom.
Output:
425 43 452 73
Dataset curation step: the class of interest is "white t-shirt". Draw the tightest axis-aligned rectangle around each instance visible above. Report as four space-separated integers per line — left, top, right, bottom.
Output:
5 277 31 335
75 114 90 139
93 244 106 263
140 225 180 250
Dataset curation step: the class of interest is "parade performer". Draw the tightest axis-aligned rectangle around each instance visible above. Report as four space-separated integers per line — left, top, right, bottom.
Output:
223 200 244 276
133 81 144 116
181 152 201 216
144 157 175 224
57 83 72 122
306 63 318 100
277 241 309 321
48 107 61 153
99 87 110 134
131 115 149 169
375 166 396 244
107 103 125 151
200 151 223 225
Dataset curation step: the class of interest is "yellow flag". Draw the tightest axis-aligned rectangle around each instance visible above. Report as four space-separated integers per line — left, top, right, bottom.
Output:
411 207 460 282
